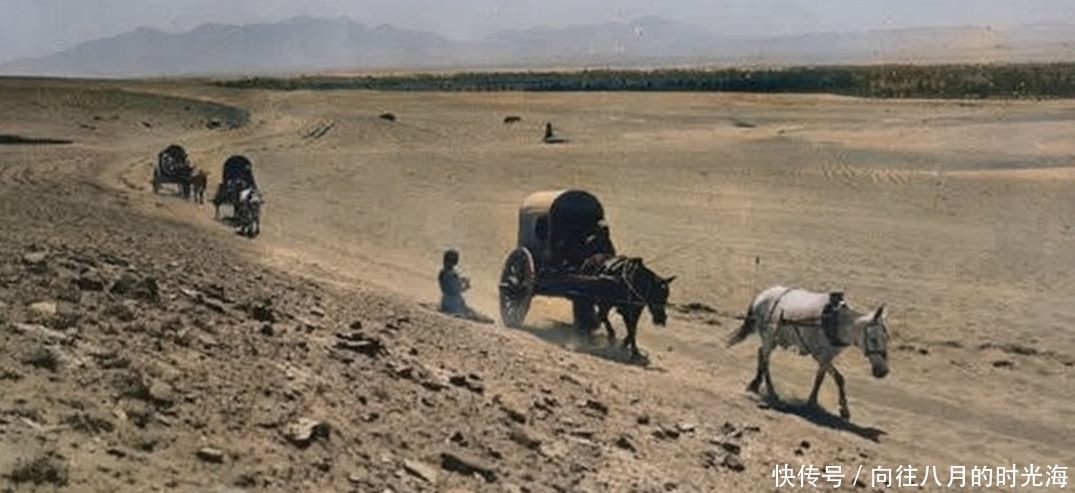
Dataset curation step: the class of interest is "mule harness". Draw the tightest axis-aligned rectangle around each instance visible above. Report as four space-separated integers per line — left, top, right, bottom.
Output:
767 287 845 351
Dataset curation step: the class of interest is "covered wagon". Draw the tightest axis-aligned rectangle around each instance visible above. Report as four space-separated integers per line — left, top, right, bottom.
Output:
498 189 619 329
151 144 194 195
212 154 258 219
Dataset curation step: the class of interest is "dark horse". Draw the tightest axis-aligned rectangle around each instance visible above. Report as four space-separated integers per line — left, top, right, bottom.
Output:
577 253 676 359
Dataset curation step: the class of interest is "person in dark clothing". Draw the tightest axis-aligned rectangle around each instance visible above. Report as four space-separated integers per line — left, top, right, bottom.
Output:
575 221 616 269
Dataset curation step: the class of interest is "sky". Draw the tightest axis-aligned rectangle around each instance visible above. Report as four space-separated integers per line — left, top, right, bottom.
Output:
4 0 1075 64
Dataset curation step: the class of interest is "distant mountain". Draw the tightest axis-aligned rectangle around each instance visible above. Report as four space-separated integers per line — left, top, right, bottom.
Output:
3 16 1075 77
0 16 465 77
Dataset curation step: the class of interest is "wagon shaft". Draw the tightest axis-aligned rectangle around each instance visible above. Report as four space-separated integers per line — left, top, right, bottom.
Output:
534 274 625 300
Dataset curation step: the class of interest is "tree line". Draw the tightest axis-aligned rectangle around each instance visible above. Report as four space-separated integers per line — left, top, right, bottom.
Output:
214 63 1075 99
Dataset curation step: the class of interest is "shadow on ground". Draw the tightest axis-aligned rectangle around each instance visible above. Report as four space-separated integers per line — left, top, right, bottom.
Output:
753 393 887 443
512 320 668 370
0 134 73 145
417 302 494 325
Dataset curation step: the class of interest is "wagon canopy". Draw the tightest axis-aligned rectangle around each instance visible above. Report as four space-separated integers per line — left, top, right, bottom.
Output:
222 154 256 188
157 144 191 176
159 144 188 163
517 189 608 271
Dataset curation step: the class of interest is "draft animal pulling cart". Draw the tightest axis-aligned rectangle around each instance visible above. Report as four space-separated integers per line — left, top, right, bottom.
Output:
498 189 619 329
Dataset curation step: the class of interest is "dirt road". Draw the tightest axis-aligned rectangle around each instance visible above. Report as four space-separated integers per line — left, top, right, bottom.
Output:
2 77 1073 492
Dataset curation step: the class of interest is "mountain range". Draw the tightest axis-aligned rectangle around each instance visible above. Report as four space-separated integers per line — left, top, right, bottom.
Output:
3 15 1075 77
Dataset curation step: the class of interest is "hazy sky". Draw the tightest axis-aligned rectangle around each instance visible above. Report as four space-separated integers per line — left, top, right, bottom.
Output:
4 0 1075 63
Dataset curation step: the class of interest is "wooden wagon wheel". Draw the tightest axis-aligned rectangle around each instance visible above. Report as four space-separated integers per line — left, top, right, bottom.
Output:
499 247 535 328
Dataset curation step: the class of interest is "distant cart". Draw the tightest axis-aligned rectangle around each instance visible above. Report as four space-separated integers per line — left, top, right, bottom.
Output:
151 144 193 196
498 189 619 329
221 154 255 188
212 154 257 219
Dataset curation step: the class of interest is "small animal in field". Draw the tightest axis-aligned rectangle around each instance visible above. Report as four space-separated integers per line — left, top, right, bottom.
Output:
503 115 522 124
727 285 890 421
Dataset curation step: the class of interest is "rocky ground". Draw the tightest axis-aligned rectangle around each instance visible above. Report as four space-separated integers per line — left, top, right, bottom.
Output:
0 183 791 493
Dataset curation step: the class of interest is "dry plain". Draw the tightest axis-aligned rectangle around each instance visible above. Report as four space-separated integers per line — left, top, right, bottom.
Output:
1 76 1074 492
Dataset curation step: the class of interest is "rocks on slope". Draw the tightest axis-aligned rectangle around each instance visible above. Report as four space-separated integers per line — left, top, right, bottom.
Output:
0 184 779 493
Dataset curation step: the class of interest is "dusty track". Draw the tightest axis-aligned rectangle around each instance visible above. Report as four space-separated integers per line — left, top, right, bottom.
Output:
2 77 1074 492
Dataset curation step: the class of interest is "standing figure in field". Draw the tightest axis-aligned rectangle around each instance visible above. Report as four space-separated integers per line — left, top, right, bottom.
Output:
541 122 566 144
727 286 890 421
189 168 208 204
438 249 492 324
